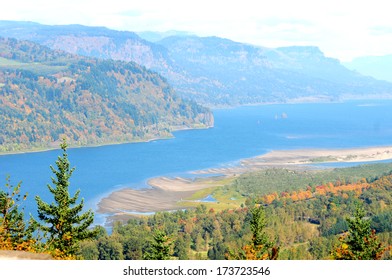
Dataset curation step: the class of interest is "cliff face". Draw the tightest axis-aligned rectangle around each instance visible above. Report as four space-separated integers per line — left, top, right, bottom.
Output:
0 21 175 75
158 37 392 105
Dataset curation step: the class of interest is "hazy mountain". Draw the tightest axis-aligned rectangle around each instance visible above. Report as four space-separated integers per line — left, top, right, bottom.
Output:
0 37 212 152
1 21 391 107
0 20 177 72
343 55 392 82
137 30 195 42
158 36 392 105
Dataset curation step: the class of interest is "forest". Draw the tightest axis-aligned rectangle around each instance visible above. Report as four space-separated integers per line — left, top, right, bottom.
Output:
1 142 391 260
77 164 392 260
0 37 213 153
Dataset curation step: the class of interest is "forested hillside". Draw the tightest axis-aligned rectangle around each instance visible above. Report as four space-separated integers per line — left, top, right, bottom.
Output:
0 37 213 153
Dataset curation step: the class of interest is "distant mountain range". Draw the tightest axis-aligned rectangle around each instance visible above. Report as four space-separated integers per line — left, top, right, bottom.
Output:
137 30 195 42
0 37 212 152
1 21 391 107
343 55 392 83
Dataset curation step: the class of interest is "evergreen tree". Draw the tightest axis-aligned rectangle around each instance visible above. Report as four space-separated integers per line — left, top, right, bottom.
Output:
250 205 271 248
173 234 188 260
34 139 97 258
227 205 278 260
0 176 34 250
332 204 387 260
208 240 227 260
143 230 171 260
97 236 124 260
244 205 279 260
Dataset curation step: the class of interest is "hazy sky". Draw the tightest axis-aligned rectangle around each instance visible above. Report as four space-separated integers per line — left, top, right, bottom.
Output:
2 0 392 61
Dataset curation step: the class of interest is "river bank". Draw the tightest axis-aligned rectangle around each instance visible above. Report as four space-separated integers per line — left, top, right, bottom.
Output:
0 123 214 157
97 145 392 223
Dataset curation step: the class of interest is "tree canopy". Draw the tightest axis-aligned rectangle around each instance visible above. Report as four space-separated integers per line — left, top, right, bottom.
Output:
34 139 97 258
0 176 34 251
332 204 387 260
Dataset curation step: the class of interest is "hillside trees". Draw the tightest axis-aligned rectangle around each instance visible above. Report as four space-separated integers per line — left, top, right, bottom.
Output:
0 37 213 154
252 206 279 258
242 205 279 260
34 139 97 258
331 204 388 260
143 230 172 260
225 205 279 260
76 163 392 260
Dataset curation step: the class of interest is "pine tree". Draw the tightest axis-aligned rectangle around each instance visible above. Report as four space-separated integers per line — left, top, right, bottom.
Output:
143 230 171 260
173 233 188 260
227 205 279 260
0 176 34 250
332 204 387 260
34 139 97 258
250 205 271 248
241 205 278 260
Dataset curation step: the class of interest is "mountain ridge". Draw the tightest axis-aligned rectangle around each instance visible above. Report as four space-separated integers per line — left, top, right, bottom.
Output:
343 54 392 83
1 21 392 107
157 35 392 105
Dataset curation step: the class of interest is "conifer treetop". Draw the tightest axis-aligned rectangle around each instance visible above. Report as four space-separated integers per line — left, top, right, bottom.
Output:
34 139 97 258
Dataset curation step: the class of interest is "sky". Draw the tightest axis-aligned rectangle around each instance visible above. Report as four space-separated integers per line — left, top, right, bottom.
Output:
1 0 392 61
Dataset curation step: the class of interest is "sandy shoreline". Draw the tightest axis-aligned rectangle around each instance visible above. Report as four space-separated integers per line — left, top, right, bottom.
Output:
242 146 392 166
97 177 221 218
97 145 392 223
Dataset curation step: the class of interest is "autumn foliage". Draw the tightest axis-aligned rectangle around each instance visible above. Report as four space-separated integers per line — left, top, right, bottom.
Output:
259 175 392 205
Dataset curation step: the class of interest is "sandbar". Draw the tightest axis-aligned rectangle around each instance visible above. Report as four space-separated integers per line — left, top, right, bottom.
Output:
97 177 220 222
97 145 392 223
242 146 392 166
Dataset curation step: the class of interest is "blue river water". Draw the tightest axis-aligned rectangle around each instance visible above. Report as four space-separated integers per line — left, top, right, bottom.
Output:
1 100 392 223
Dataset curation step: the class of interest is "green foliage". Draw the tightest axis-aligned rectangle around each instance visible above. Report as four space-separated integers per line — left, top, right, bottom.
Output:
97 236 124 260
76 164 392 260
173 234 189 259
207 241 227 260
0 176 34 249
34 139 97 257
78 240 99 260
250 206 271 247
248 206 279 259
143 230 172 260
223 164 392 198
229 206 278 260
331 204 387 260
